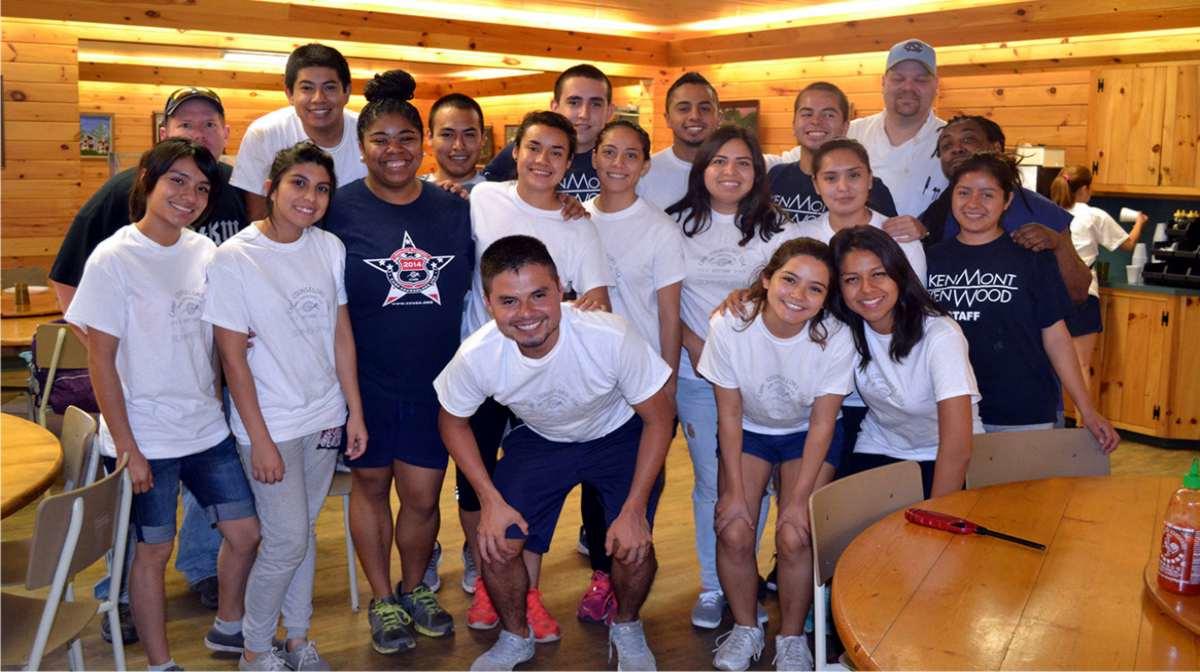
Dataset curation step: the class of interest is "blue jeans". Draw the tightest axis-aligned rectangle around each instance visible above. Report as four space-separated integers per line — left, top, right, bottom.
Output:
676 375 768 593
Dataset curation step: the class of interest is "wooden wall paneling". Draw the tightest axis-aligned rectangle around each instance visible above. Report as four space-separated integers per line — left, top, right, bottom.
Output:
1160 64 1200 189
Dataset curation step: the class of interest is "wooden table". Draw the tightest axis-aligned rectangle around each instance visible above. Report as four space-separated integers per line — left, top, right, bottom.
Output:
1 288 59 318
833 476 1200 669
1 413 62 518
0 314 60 348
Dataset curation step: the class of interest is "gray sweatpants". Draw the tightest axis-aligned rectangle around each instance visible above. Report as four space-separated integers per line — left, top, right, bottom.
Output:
237 431 337 653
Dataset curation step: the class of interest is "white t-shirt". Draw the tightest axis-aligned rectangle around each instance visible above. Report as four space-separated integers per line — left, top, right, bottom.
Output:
584 197 686 356
698 311 855 434
64 226 229 459
464 181 614 336
764 146 803 170
230 106 366 196
434 306 671 443
679 209 797 378
854 315 983 461
202 225 349 445
1069 202 1129 298
848 110 946 217
795 209 928 286
637 147 692 211
421 172 486 191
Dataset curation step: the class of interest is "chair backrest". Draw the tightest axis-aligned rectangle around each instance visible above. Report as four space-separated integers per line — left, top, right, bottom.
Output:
59 406 98 492
34 323 88 370
24 458 127 589
965 428 1110 490
809 460 925 586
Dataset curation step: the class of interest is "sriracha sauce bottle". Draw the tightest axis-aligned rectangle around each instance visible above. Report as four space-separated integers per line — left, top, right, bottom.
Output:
1158 458 1200 595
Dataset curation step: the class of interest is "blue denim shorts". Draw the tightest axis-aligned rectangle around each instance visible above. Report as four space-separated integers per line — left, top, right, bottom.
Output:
741 419 847 469
105 434 256 544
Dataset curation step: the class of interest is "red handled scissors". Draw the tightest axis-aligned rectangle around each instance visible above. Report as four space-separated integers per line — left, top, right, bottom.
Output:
905 508 1046 551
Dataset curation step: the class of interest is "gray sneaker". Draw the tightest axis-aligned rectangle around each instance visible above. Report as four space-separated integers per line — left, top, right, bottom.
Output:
424 541 442 592
469 629 535 671
283 641 332 671
758 602 769 627
398 583 455 637
204 626 245 653
461 543 479 594
238 649 289 671
773 634 814 671
712 624 764 671
609 620 656 671
690 590 726 629
368 596 416 654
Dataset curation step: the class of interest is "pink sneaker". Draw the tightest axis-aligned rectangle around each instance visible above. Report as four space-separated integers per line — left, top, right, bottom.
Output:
576 570 618 624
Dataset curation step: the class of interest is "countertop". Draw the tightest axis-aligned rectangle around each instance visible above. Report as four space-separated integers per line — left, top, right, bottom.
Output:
1103 280 1200 297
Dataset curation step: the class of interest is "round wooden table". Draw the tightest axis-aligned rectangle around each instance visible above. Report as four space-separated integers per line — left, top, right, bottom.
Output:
2 288 59 318
1 413 62 518
1 314 61 348
833 476 1200 669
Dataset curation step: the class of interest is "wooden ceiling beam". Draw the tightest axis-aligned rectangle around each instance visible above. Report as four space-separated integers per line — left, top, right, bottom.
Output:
668 1 1200 66
1 0 669 67
77 62 445 98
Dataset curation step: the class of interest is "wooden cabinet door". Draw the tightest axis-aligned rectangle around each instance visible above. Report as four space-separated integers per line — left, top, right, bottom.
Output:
1160 64 1200 191
1087 66 1168 189
1096 291 1172 434
1166 295 1200 440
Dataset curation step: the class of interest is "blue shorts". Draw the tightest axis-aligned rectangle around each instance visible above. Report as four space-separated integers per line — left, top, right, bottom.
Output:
1065 295 1102 337
738 419 847 469
349 396 449 470
493 416 664 554
104 434 256 545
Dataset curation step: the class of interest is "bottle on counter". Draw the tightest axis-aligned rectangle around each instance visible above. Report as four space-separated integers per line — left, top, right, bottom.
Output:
1158 458 1200 595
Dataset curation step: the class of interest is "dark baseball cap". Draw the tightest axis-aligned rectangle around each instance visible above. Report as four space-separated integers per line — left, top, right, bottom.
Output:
164 87 225 118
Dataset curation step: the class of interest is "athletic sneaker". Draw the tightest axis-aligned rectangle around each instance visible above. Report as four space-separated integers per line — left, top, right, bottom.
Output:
238 649 288 671
758 602 769 627
712 624 765 671
282 641 332 671
469 628 535 671
462 543 479 594
191 575 220 610
691 590 726 629
525 588 561 643
467 577 500 630
100 602 138 644
765 556 778 593
576 525 590 556
773 634 814 671
424 541 443 592
577 570 618 624
608 620 656 671
204 626 245 653
398 583 455 638
368 596 417 654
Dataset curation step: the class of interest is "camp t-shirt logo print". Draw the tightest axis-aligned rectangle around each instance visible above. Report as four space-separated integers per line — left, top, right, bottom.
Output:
927 269 1018 322
168 289 205 341
363 231 456 307
287 286 330 336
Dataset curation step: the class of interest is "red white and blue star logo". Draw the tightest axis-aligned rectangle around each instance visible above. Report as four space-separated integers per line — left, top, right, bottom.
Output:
364 232 455 306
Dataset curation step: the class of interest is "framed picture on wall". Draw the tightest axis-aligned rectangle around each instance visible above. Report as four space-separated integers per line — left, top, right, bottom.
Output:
80 113 113 158
151 111 165 145
478 125 495 163
504 124 519 146
719 100 760 135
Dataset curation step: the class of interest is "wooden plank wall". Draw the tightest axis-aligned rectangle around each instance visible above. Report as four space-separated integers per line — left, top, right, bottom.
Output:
1 20 82 271
475 83 651 156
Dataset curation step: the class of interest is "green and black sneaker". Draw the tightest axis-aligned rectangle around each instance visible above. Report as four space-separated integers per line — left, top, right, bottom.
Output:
397 583 455 638
368 596 416 654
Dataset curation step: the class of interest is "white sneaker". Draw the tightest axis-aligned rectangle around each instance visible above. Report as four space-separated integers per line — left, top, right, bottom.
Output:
773 635 814 671
239 649 289 672
469 629 535 671
758 602 769 626
423 540 442 593
691 590 726 629
712 624 765 671
462 543 479 594
609 620 656 671
283 641 331 671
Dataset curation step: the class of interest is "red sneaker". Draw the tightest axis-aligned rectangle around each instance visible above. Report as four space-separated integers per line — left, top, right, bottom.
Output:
577 570 618 624
525 588 562 643
466 577 499 630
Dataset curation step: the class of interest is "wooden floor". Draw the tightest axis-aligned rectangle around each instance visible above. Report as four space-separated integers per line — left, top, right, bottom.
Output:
2 428 1197 671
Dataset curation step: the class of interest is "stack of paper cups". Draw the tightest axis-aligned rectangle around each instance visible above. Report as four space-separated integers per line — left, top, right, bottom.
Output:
1152 222 1169 262
1132 243 1149 267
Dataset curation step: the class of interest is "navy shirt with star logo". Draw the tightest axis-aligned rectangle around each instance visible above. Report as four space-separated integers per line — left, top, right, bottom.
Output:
324 179 474 400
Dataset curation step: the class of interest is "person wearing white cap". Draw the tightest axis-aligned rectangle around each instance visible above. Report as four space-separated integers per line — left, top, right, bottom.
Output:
847 38 947 220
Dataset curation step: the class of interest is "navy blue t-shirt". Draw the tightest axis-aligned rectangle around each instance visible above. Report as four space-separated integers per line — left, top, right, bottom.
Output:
482 141 600 201
323 179 474 400
767 162 897 222
921 187 1072 246
926 234 1072 425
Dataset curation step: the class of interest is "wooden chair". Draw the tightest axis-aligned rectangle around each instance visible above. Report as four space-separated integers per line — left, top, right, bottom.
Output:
32 323 90 428
1 456 131 671
965 428 1110 490
327 470 360 611
809 461 925 670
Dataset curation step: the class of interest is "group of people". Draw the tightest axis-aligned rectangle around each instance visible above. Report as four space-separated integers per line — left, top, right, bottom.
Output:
48 35 1128 672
